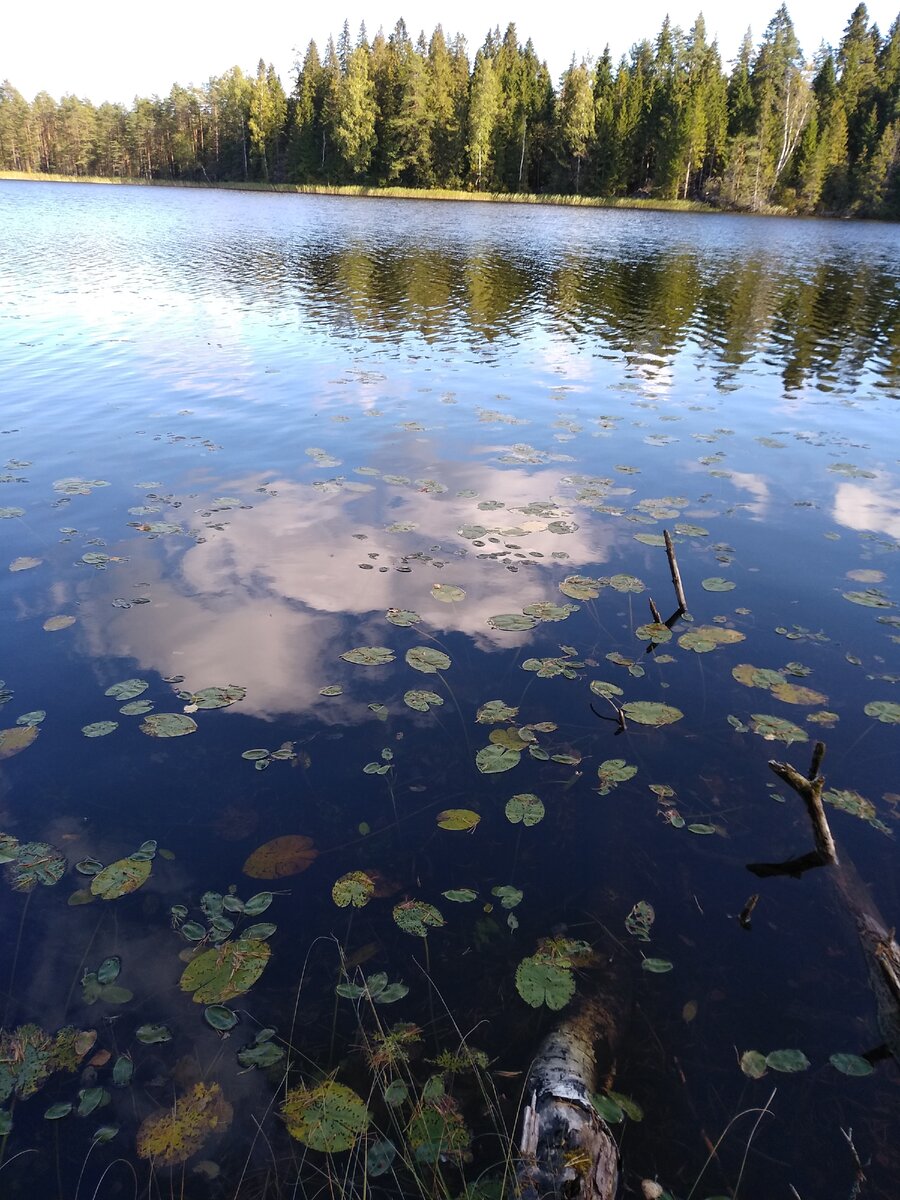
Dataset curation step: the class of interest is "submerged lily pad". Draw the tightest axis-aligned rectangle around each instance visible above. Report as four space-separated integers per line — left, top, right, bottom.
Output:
341 646 395 666
621 701 684 726
829 1053 874 1077
140 713 197 738
9 557 42 572
740 1050 768 1079
406 647 451 674
243 835 318 879
281 1080 370 1152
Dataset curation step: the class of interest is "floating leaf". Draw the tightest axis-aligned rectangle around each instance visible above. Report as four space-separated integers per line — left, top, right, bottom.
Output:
189 685 246 710
6 842 66 891
403 689 443 713
843 590 892 608
765 1049 810 1073
559 575 604 600
678 625 745 653
769 681 827 705
491 885 523 909
180 938 271 1003
204 1005 239 1031
281 1081 370 1152
90 855 151 900
590 680 624 699
688 823 717 835
319 684 343 697
596 758 637 794
621 701 683 727
135 1024 172 1044
242 922 277 940
515 957 575 1010
367 1138 397 1177
96 957 121 984
104 678 148 701
740 1050 768 1079
475 745 520 774
442 888 477 903
385 609 421 628
136 1082 233 1165
405 647 450 674
406 1099 470 1163
505 793 545 826
332 871 375 908
120 700 153 716
9 557 42 572
436 809 481 831
140 712 197 738
823 789 890 834
864 700 900 724
243 836 318 879
82 721 118 738
642 958 674 974
476 700 519 724
609 573 645 593
431 583 465 603
392 900 445 938
43 619 76 638
829 1053 874 1077
341 647 395 666
590 1094 624 1123
45 1102 73 1119
487 613 538 631
749 714 809 744
0 725 39 759
523 602 579 622
701 577 736 592
634 622 673 643
16 711 46 727
625 901 655 941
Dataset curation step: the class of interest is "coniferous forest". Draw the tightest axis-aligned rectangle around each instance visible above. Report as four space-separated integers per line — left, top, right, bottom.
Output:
2 3 899 217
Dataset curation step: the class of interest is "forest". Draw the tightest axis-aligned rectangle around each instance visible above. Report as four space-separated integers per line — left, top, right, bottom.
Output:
1 3 899 217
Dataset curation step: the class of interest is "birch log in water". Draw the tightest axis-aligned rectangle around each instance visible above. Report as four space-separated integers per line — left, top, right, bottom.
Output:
518 969 627 1200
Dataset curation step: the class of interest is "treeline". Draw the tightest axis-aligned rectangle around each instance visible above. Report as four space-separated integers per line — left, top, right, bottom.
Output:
1 4 899 217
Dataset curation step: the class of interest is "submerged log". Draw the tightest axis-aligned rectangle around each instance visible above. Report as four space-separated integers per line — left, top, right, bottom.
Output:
518 968 627 1200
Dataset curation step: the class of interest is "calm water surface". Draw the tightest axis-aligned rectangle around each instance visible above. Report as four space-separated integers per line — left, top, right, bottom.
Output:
0 180 899 1199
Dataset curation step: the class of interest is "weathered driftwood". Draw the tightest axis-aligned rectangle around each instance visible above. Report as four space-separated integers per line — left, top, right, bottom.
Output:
518 972 626 1200
663 529 688 614
748 741 837 877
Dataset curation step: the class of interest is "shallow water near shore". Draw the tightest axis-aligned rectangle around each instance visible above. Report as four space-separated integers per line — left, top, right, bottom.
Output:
0 179 899 1199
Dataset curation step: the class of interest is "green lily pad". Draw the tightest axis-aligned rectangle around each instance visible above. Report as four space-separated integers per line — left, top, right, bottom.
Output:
180 938 271 1003
392 900 445 938
487 613 538 632
5 842 67 892
331 871 375 908
204 1005 239 1031
45 1102 73 1120
522 602 579 622
104 678 148 701
641 958 674 973
319 685 343 697
688 823 717 835
621 701 684 726
189 685 246 709
740 1050 768 1079
140 712 198 738
675 523 708 537
340 646 395 666
829 1053 874 1077
843 590 892 608
282 1081 370 1152
590 680 624 699
559 575 604 600
82 721 118 737
515 957 575 1010
596 758 637 794
90 855 151 900
403 689 443 712
475 745 520 774
238 1040 285 1069
437 809 481 831
431 583 465 603
442 888 477 902
701 577 736 592
405 647 450 674
385 609 421 627
608 573 645 593
119 700 153 716
43 615 76 631
864 700 900 724
765 1049 810 1073
634 622 673 643
491 884 523 909
625 900 654 941
590 1093 624 1123
135 1024 172 1044
750 714 809 744
505 793 545 826
823 789 890 834
678 626 745 653
476 700 519 724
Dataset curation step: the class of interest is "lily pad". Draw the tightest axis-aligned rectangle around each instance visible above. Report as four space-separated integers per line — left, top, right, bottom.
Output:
609 573 645 593
596 758 637 794
559 575 604 600
136 1082 233 1165
281 1080 370 1152
829 1053 874 1077
135 1024 172 1044
90 855 151 900
487 613 538 632
385 609 421 628
189 685 247 709
476 700 519 724
523 602 579 622
341 647 395 666
140 712 198 738
9 557 42 572
740 1050 768 1079
331 871 375 908
515 957 575 1010
405 647 451 674
634 622 673 643
180 938 271 1003
749 714 809 744
590 680 624 699
442 888 477 902
119 700 153 716
678 626 745 653
621 701 684 726
436 809 481 831
625 900 655 941
431 584 465 603
204 1005 239 1031
392 900 445 938
403 689 443 712
843 590 892 608
641 958 674 974
6 842 67 892
701 577 736 592
104 678 148 701
765 1049 810 1073
0 725 39 759
864 700 900 724
82 721 118 738
475 745 520 774
505 794 545 826
43 615 77 631
243 835 318 879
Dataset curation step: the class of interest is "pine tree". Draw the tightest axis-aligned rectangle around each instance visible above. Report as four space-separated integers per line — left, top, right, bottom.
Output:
468 51 501 188
557 58 595 192
332 45 377 177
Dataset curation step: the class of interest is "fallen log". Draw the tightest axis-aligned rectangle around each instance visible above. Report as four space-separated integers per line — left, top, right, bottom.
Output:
518 966 627 1200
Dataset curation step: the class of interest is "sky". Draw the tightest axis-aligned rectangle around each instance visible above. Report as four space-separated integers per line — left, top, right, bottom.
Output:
5 1 899 104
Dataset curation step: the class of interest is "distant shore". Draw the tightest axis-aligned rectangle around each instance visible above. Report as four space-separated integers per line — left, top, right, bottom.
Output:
0 172 727 216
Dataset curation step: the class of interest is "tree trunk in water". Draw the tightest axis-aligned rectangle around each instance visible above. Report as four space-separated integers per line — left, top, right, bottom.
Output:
518 966 627 1200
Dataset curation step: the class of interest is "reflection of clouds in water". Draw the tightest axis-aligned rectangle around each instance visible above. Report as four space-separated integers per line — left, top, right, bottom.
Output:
77 465 618 720
685 462 771 518
833 481 900 539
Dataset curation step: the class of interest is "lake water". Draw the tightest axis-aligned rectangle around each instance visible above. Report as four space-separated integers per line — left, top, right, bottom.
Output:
0 180 899 1199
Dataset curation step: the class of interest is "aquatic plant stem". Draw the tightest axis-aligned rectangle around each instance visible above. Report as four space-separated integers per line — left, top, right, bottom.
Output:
663 529 688 613
1 890 33 1029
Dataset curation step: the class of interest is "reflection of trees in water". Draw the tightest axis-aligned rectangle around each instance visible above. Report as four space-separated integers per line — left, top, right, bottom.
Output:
246 241 899 393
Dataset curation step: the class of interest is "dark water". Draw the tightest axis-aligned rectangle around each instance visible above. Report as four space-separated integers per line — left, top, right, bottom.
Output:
0 179 899 1199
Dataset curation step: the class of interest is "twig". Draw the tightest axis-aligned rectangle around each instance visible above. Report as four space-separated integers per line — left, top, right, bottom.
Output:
590 695 627 733
739 894 759 930
663 529 688 613
841 1126 866 1200
768 740 837 866
648 596 663 624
